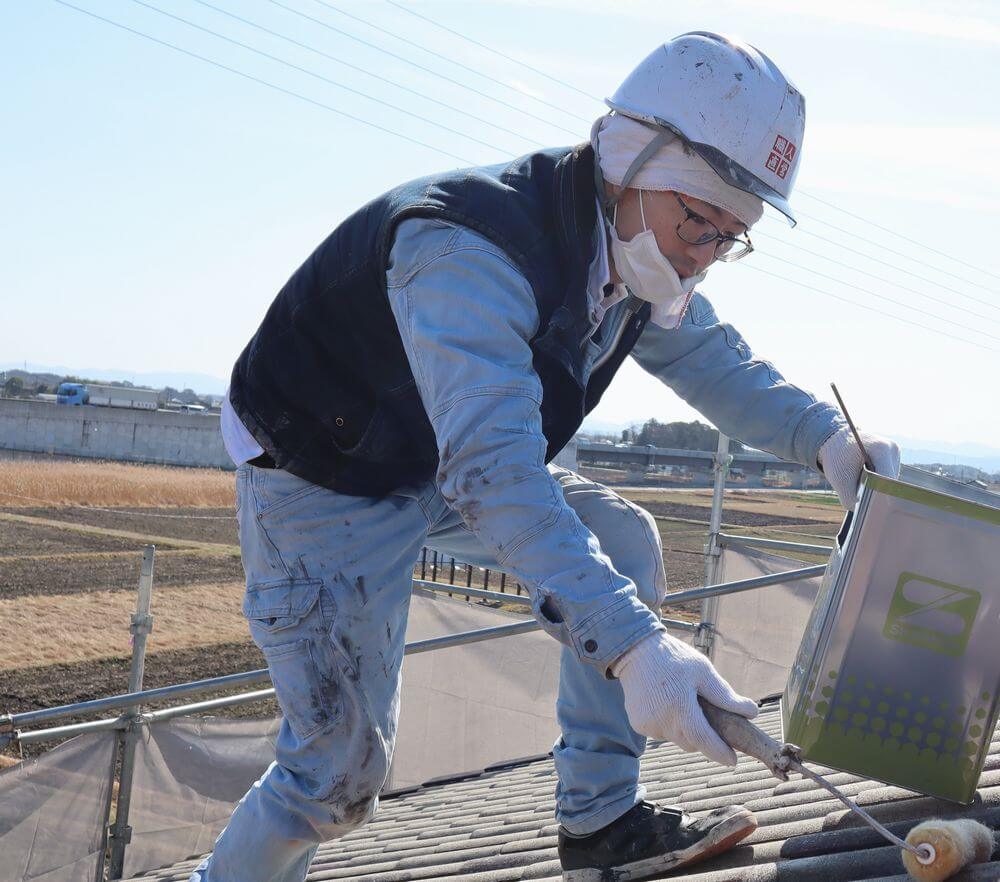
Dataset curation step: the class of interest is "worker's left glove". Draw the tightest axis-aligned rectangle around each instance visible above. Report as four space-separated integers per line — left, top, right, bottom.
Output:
818 427 900 509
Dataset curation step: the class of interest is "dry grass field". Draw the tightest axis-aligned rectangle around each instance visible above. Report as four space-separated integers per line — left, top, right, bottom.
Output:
0 459 235 508
0 459 843 758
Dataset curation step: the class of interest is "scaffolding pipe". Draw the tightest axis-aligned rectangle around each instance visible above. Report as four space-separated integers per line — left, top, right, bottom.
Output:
2 669 273 733
697 433 731 657
662 565 825 605
414 580 699 632
413 579 528 606
718 533 833 556
143 689 278 724
17 714 129 745
11 623 543 744
4 565 819 745
107 545 155 881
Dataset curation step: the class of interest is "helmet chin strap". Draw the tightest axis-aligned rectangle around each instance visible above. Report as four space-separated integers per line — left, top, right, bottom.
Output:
591 115 677 217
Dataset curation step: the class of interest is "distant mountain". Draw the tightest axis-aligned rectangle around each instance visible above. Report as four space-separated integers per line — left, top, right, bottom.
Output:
893 435 1000 473
0 363 228 396
900 448 1000 474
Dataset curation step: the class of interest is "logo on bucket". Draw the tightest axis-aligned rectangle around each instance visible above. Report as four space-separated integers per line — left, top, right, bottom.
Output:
882 572 981 657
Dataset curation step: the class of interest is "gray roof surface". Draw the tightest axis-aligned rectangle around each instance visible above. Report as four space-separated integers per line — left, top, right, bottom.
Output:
129 702 1000 882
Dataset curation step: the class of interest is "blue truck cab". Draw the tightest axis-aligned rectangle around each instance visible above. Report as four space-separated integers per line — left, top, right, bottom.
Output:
56 382 89 405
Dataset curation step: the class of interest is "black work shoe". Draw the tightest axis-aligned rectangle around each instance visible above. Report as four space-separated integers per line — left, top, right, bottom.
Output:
558 801 757 882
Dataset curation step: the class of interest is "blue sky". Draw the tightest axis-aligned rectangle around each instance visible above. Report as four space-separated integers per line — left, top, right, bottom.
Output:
4 0 999 447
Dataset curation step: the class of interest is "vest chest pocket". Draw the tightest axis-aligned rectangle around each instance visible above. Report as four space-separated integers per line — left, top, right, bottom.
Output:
242 578 344 739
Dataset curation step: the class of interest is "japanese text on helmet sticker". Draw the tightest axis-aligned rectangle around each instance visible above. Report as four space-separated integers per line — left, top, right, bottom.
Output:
766 134 796 179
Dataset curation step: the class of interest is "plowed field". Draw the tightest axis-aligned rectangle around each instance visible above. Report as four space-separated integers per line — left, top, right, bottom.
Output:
1 465 840 759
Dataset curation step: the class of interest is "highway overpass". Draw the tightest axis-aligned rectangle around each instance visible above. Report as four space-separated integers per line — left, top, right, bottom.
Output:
576 440 820 479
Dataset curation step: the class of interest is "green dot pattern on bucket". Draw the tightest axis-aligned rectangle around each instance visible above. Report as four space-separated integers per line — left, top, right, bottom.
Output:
796 671 994 787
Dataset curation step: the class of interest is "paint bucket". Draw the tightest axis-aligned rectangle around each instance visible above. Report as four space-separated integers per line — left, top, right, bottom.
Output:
782 466 1000 802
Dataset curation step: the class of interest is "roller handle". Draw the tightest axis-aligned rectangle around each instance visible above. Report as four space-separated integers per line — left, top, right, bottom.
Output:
698 698 796 780
697 699 931 861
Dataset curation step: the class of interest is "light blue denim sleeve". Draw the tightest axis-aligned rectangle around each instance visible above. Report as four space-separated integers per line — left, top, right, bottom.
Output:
387 218 662 673
630 292 845 467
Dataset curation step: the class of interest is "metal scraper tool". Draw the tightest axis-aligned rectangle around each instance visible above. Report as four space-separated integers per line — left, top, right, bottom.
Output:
831 382 875 471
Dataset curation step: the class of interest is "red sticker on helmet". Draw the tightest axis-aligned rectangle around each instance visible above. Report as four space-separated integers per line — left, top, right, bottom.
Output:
766 135 796 179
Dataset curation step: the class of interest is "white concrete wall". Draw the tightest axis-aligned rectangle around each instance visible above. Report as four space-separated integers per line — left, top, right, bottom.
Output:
552 437 578 471
0 399 232 469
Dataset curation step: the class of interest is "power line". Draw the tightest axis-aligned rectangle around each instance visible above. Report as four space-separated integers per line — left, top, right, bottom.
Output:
744 264 1000 354
190 0 541 148
126 0 510 156
265 0 582 139
799 189 1000 284
48 0 999 361
789 205 1000 299
383 0 603 104
753 231 1000 326
757 253 1000 344
50 0 475 164
761 215 1000 313
372 4 1000 305
310 0 593 124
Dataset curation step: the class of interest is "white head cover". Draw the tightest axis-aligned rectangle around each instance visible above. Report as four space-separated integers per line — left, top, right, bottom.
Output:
593 112 764 228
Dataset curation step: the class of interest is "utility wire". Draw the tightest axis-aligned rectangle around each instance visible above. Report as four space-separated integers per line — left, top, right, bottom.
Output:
265 0 582 139
376 1 1000 303
799 190 1000 284
383 0 602 104
761 215 1000 313
789 205 1000 300
753 232 1000 326
49 0 997 357
50 0 475 164
190 0 541 148
744 264 1000 354
757 253 1000 344
309 0 593 124
126 0 510 155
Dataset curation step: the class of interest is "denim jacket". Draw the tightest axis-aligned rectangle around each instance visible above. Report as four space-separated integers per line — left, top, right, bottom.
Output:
388 217 844 673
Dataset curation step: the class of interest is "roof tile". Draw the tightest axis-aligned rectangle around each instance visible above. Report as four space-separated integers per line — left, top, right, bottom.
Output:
125 703 1000 882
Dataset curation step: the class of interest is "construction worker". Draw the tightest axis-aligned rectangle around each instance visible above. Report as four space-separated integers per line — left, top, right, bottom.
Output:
195 32 900 882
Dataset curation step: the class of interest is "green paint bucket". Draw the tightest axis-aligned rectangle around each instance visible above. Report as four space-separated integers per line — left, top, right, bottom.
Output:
782 466 1000 803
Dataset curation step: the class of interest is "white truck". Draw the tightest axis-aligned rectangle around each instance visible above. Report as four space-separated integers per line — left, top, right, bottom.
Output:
58 382 159 410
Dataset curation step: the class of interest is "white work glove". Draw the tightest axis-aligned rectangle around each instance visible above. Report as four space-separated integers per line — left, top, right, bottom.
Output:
613 630 758 767
818 427 901 509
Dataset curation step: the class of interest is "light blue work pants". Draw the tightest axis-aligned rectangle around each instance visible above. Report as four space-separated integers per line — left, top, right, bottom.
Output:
192 463 667 882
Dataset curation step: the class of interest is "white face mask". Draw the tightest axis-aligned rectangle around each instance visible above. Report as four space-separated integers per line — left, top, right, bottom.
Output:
607 190 707 329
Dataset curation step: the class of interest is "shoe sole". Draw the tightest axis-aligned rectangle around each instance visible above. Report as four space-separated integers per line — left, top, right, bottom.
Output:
561 807 757 882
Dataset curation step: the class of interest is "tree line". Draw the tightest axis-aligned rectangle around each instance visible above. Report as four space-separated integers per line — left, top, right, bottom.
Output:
585 419 746 453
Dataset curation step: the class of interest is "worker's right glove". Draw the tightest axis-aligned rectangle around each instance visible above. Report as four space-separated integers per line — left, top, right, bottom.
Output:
612 630 758 766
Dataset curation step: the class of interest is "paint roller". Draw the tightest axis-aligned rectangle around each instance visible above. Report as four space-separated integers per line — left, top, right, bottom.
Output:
700 699 995 882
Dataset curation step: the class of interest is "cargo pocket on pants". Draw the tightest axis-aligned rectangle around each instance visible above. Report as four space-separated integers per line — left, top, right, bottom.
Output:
243 578 343 740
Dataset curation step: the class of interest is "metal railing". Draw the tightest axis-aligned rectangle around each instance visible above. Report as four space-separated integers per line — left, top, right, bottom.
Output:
0 432 835 879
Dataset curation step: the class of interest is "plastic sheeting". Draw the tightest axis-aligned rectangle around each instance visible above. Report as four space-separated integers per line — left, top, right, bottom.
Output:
392 591 562 789
123 716 281 878
711 546 823 700
0 731 116 882
120 592 562 876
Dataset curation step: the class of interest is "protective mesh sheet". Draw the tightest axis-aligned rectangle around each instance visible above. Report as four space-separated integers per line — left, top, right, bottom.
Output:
121 593 561 876
392 591 561 789
712 546 824 700
123 716 281 878
0 731 116 882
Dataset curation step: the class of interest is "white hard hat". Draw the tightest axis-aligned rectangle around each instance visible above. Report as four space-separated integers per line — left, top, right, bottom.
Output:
605 31 805 224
